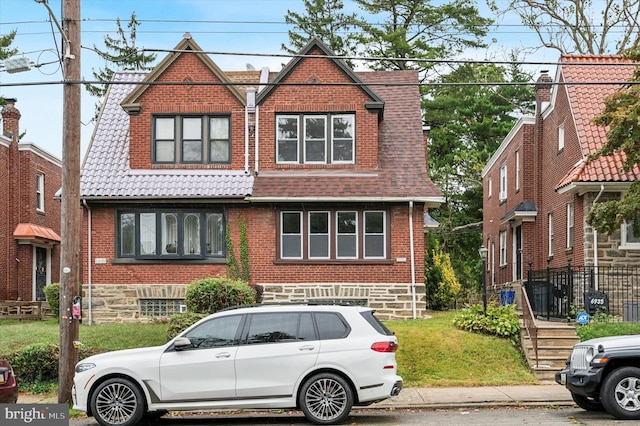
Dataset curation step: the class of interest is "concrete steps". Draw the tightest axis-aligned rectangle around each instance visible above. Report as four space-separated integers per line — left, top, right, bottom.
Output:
520 320 579 383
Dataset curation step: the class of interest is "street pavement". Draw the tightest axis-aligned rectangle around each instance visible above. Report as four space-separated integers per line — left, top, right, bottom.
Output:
19 383 576 410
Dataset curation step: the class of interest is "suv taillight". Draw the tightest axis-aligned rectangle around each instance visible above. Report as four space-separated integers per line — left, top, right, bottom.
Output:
371 341 398 352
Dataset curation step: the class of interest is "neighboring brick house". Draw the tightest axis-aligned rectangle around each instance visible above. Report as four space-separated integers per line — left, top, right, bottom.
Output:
1 99 62 302
481 55 639 290
79 35 443 323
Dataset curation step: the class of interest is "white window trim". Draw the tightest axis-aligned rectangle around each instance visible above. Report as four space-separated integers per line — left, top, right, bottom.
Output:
548 212 554 257
566 203 574 249
308 211 330 259
499 163 507 201
558 123 565 152
36 173 44 212
336 211 358 259
620 221 640 250
515 150 520 191
364 211 386 259
499 230 507 266
281 211 303 259
488 178 492 199
331 114 355 165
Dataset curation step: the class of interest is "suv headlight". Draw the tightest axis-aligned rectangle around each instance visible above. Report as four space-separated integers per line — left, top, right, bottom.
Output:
585 347 595 364
75 363 96 373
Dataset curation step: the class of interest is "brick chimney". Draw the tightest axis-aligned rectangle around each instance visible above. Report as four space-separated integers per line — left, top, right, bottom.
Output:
1 97 21 145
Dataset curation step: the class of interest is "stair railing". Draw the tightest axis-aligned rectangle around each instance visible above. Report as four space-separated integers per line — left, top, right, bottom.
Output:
521 284 539 367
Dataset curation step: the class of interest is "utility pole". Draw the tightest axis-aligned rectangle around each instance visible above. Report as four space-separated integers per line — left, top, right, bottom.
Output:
58 0 81 404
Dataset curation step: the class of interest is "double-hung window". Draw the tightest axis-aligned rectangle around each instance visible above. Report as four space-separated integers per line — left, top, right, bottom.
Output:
276 113 355 164
36 173 44 212
280 209 386 260
118 209 225 259
621 221 640 249
153 115 230 164
499 163 507 201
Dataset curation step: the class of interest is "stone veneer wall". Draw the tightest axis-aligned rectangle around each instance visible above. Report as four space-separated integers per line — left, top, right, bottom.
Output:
82 283 427 323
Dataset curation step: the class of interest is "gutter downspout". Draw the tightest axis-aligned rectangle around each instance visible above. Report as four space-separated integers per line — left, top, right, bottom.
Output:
409 201 417 319
254 106 259 173
593 185 605 291
244 106 249 173
82 199 92 325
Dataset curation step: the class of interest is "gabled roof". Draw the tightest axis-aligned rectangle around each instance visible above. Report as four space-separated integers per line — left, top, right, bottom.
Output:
555 55 640 191
250 71 443 205
120 35 246 113
255 37 384 112
80 72 253 200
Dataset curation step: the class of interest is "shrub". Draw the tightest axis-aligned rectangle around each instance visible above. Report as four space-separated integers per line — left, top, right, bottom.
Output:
425 244 461 310
577 322 640 341
185 277 256 314
166 312 207 340
9 343 59 384
43 283 60 320
452 303 521 346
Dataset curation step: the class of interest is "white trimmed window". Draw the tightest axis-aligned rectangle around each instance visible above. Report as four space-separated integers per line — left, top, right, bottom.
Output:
515 150 520 191
499 230 507 266
36 173 44 212
558 123 565 151
548 212 554 257
499 163 507 201
566 203 574 249
621 221 640 249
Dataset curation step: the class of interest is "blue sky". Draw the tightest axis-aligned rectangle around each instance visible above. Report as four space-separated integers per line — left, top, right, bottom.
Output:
0 0 558 158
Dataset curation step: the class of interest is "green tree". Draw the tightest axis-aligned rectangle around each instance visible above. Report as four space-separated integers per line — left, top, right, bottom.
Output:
424 237 461 310
0 30 18 107
85 12 156 116
586 46 640 235
283 0 359 67
424 58 534 300
353 0 492 75
493 0 640 54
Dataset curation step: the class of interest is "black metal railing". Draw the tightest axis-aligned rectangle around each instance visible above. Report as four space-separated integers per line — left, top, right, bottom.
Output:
525 264 640 322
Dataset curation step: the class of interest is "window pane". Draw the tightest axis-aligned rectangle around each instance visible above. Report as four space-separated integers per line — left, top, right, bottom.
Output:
155 140 175 162
305 116 326 163
120 213 135 256
333 140 353 162
210 117 229 139
140 213 156 255
184 213 200 254
309 212 329 258
206 213 224 255
336 212 358 258
182 117 202 140
277 117 298 162
626 222 640 244
155 117 174 138
182 140 202 162
333 116 353 139
210 140 229 162
282 212 301 258
364 211 384 258
315 313 349 340
162 213 178 254
333 116 354 163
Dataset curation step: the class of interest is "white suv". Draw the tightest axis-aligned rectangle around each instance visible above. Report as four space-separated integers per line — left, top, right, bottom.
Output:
73 304 403 426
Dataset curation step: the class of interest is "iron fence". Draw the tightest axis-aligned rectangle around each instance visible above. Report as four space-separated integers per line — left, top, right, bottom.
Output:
525 264 640 322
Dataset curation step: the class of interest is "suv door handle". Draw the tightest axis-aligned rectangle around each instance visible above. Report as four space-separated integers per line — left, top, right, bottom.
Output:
299 345 315 351
216 352 231 358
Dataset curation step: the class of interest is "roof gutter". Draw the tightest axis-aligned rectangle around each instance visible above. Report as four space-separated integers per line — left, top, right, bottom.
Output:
246 196 445 207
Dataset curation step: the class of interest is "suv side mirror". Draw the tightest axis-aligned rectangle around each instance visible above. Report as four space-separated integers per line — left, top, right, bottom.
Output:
173 337 193 351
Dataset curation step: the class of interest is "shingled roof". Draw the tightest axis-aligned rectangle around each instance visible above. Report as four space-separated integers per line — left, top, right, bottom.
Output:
80 71 254 200
555 55 640 191
250 70 443 205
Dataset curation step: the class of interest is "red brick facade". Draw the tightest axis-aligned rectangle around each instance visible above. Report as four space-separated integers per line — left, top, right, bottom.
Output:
1 99 62 301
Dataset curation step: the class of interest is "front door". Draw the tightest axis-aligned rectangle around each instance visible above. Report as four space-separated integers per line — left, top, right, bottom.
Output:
35 247 47 301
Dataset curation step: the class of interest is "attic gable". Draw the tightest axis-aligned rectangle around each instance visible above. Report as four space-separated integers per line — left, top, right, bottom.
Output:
256 37 384 114
120 34 246 114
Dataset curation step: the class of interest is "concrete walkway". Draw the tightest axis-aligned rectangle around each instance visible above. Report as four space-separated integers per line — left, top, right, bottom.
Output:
19 384 575 410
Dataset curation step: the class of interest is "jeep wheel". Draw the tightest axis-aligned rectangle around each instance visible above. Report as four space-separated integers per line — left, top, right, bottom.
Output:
601 366 640 420
299 373 353 424
90 377 146 426
571 392 605 411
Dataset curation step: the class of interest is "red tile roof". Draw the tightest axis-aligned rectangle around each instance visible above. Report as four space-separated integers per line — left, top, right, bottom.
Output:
556 55 640 189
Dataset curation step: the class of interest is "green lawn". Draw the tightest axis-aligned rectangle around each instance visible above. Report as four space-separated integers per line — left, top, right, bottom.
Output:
0 310 537 389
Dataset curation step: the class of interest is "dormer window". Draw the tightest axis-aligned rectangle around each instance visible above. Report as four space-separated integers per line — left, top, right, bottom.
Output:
276 113 355 164
153 115 231 164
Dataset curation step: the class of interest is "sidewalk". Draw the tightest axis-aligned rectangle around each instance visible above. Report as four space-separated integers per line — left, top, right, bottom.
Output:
19 384 575 410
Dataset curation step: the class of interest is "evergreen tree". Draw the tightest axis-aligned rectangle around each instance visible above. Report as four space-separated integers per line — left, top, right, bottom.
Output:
85 12 156 117
282 0 359 67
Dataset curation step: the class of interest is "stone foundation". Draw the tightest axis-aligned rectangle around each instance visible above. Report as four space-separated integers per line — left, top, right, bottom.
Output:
81 282 427 323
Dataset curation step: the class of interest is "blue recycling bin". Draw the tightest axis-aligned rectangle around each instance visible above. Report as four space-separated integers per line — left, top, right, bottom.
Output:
500 290 515 305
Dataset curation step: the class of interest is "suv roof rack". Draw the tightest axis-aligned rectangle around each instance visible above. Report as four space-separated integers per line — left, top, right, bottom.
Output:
218 301 361 312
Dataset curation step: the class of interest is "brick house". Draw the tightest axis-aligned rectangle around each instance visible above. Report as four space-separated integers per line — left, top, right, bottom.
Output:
79 36 443 323
481 55 640 316
1 99 62 302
